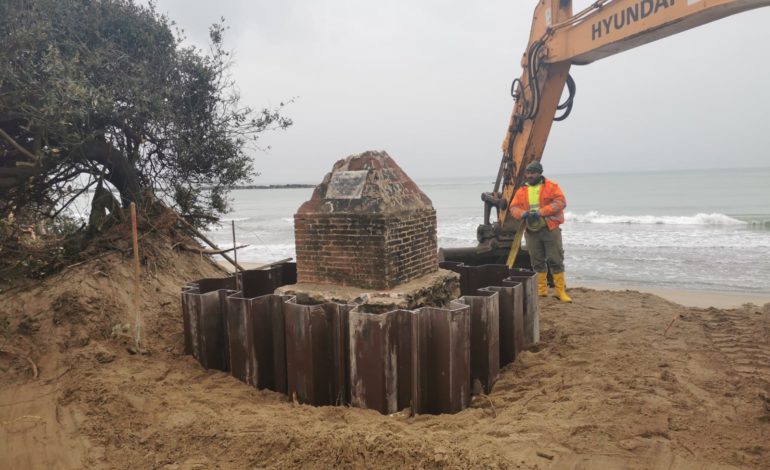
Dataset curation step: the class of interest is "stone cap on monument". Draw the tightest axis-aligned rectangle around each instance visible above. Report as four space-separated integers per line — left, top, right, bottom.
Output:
296 150 433 215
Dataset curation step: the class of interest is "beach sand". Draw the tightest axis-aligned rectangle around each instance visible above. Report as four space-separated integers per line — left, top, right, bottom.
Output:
574 281 770 309
2 252 769 469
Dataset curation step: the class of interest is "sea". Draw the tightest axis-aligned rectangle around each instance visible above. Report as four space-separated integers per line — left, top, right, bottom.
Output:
205 167 770 294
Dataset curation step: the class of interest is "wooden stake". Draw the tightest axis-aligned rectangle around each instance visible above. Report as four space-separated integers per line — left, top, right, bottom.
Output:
506 221 527 268
130 202 142 350
232 220 240 291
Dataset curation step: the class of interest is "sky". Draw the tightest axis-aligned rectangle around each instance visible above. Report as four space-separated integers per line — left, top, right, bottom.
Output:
146 0 770 184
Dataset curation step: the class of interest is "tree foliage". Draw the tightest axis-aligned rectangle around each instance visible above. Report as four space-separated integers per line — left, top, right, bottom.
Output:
0 0 291 227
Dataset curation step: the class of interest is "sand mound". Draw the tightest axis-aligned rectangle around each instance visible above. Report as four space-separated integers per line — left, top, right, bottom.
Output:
1 248 769 469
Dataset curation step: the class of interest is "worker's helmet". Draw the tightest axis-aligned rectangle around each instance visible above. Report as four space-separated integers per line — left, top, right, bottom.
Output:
525 161 543 173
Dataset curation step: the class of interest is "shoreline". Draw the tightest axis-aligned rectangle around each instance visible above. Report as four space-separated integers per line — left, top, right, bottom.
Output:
572 281 770 309
224 261 770 310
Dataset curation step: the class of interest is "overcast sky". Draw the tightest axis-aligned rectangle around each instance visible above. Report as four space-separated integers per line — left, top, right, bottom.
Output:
147 0 770 184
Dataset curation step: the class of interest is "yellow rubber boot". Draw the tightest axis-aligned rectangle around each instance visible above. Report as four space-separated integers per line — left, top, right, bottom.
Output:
537 272 548 297
553 272 572 303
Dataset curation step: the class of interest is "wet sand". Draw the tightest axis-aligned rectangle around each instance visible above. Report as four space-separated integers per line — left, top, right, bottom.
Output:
574 281 770 309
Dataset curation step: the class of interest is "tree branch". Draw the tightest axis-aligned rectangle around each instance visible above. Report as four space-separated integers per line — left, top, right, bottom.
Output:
48 177 97 219
173 242 248 255
0 128 39 163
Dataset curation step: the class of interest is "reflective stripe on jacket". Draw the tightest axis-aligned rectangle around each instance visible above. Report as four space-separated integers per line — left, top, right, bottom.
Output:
509 177 567 231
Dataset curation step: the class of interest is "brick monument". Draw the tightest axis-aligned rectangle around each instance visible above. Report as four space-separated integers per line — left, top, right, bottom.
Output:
294 150 438 290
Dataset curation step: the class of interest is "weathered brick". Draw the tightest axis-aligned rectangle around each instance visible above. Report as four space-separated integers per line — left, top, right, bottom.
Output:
293 151 438 289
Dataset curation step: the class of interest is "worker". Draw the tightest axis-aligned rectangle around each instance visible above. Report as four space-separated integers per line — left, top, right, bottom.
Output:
509 161 572 302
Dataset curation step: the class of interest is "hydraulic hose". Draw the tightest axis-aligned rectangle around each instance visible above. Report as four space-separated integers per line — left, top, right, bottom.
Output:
554 73 576 121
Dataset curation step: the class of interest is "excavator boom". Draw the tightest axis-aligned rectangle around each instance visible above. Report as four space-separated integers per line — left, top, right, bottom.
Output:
440 0 770 266
548 0 770 65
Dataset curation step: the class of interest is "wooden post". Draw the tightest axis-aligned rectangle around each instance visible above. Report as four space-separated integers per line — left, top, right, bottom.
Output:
232 220 240 291
506 221 527 268
130 202 142 350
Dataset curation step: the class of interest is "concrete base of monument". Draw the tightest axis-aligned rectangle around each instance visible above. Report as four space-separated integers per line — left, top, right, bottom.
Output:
275 268 460 312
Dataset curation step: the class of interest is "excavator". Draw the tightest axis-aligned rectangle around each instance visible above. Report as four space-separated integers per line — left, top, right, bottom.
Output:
439 0 770 267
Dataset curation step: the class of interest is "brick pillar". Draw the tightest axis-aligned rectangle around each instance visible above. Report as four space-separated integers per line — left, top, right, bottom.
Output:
294 151 438 290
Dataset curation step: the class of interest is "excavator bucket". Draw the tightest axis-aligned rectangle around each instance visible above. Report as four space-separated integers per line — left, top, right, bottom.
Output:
438 245 531 269
440 207 531 269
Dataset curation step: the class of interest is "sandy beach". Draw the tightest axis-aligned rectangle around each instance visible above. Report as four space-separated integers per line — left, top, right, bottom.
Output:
2 250 769 469
574 281 770 309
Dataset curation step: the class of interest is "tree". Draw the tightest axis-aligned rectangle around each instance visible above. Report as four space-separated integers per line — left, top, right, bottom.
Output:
0 0 291 227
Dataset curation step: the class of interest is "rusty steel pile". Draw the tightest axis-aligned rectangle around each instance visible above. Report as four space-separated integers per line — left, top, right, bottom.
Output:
181 262 540 415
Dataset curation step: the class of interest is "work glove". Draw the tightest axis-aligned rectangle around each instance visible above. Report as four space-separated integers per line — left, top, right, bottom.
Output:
529 211 541 220
520 211 529 220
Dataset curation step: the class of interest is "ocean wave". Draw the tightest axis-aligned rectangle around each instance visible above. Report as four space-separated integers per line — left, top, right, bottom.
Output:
565 211 746 226
215 244 296 263
204 217 251 232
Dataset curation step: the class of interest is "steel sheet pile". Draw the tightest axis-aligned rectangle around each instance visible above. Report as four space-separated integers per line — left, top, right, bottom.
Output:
181 262 539 415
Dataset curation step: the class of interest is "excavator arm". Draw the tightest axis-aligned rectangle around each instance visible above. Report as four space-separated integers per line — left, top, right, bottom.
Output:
548 0 770 64
456 0 770 266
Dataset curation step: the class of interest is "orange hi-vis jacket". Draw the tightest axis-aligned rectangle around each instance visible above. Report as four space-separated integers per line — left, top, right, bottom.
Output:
509 177 567 231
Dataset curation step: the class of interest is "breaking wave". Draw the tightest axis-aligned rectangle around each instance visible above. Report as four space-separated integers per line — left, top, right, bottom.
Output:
565 211 746 226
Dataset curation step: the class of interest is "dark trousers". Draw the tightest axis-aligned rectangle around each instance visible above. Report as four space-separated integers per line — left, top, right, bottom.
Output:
524 227 565 274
